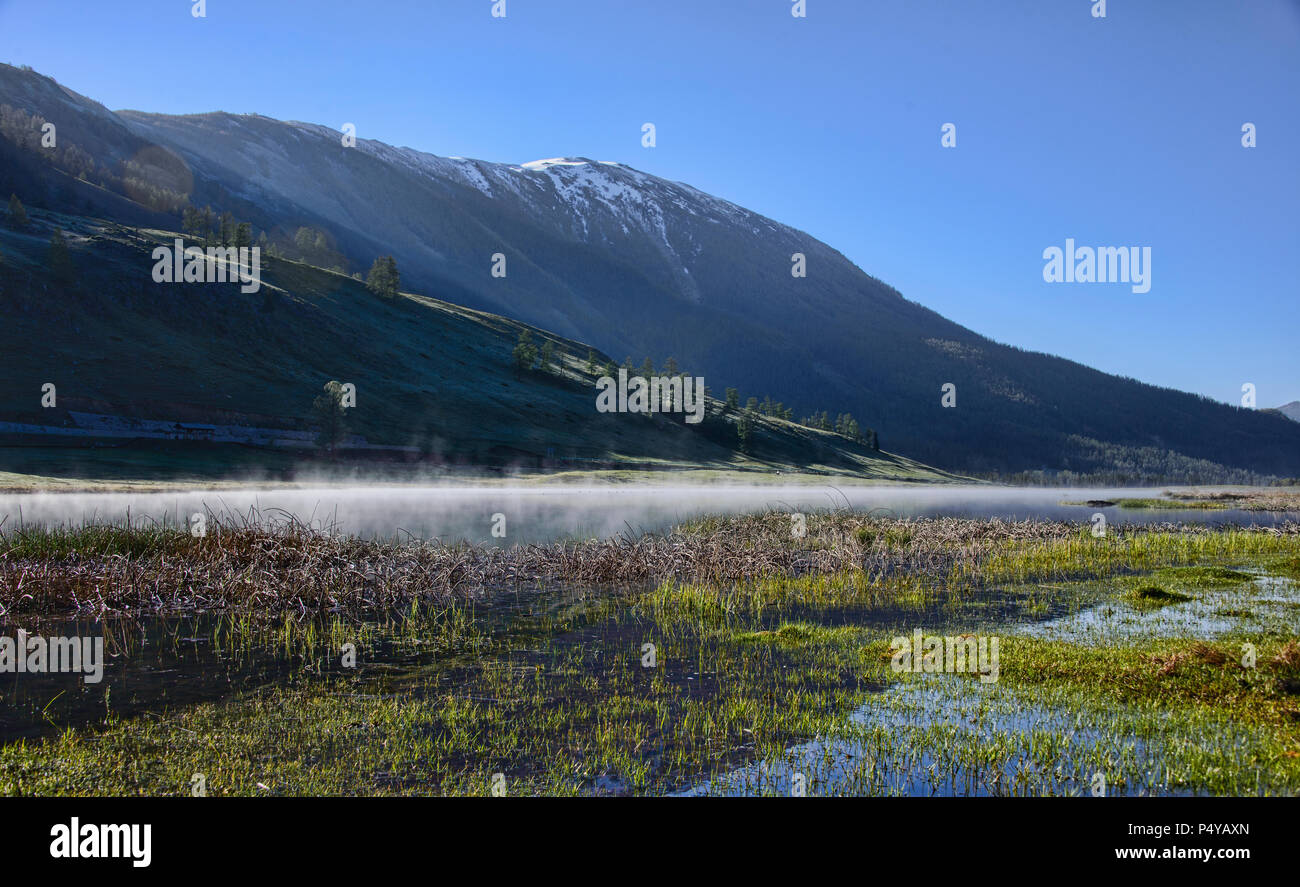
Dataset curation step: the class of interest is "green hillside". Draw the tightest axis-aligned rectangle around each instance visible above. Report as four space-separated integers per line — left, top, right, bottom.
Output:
0 209 961 483
3 63 1298 483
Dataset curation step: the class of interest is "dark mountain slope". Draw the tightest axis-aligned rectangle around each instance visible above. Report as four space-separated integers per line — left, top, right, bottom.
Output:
1274 402 1300 424
3 63 1296 480
0 208 954 482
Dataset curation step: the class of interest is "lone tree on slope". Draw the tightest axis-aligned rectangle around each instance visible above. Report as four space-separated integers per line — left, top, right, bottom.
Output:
366 255 400 299
312 380 350 457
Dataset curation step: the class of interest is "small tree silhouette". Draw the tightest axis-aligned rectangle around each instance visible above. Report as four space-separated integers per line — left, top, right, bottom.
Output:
312 381 350 457
512 330 538 372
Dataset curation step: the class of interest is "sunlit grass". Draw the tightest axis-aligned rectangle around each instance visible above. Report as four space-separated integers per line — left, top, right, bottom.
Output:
1 511 1297 796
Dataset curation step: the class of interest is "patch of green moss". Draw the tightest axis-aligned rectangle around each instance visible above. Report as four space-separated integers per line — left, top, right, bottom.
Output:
1152 566 1252 585
1116 498 1229 510
1126 585 1194 608
853 525 914 546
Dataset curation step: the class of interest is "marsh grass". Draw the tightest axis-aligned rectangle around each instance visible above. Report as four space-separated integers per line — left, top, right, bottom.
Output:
1060 490 1300 513
0 521 191 559
1165 490 1300 513
1116 498 1229 511
3 509 1295 622
1150 565 1253 584
0 608 884 796
1268 555 1300 580
2 509 1298 796
6 610 1295 797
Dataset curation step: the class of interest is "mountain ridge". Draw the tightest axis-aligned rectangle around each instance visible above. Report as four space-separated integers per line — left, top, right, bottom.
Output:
1274 401 1300 423
3 62 1298 481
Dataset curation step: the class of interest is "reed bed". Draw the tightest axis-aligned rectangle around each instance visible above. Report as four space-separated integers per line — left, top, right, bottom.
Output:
1163 489 1300 512
2 509 1296 620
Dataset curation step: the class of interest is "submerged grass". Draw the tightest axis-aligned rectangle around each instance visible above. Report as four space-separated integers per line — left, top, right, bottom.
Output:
1116 498 1229 511
5 591 1295 796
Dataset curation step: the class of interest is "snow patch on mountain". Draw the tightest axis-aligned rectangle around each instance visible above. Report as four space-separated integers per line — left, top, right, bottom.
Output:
520 158 588 170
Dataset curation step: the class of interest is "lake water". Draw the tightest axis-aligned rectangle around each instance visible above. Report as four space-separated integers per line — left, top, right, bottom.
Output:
0 484 1282 544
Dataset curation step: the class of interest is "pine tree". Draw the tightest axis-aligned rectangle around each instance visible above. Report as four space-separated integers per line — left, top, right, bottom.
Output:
512 330 538 372
539 339 556 374
182 206 203 239
200 207 213 245
366 256 400 299
837 414 860 441
725 388 739 410
586 349 598 374
737 409 755 453
384 256 399 294
234 222 252 250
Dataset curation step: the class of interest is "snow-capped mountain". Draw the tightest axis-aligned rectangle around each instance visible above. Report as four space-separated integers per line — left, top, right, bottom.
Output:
4 62 1299 478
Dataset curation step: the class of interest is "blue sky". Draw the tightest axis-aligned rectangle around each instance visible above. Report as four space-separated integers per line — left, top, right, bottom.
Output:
2 0 1296 407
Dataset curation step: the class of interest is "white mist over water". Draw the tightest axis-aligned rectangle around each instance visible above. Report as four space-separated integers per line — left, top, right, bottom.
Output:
0 485 1277 545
